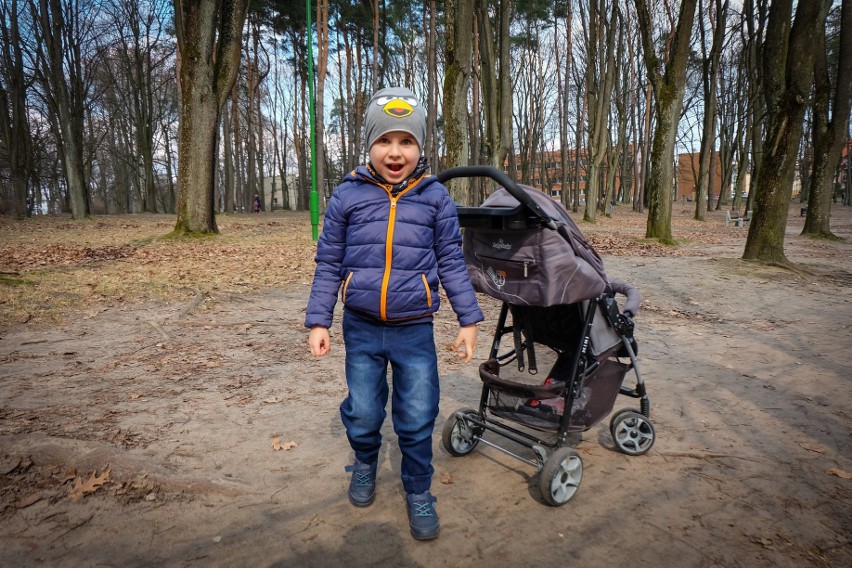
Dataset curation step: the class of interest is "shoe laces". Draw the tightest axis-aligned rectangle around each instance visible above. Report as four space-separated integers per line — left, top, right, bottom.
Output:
412 500 434 517
353 470 373 487
409 493 436 517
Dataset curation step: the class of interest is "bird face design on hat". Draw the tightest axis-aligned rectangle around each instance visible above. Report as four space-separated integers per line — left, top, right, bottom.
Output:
364 87 426 152
375 95 419 119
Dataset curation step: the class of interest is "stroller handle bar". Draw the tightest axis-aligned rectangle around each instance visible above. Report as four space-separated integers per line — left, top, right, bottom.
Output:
609 278 641 317
437 165 558 230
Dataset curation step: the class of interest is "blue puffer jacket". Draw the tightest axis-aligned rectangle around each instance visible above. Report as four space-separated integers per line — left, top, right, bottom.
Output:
305 165 484 329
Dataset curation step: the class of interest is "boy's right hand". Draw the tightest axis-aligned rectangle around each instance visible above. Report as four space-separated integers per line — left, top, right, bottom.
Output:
309 326 331 357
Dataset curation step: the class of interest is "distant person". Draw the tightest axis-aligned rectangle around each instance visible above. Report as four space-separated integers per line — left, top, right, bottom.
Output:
304 86 483 540
252 194 261 213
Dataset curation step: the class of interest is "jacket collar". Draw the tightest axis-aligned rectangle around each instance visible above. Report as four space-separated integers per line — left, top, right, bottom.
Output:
351 157 432 195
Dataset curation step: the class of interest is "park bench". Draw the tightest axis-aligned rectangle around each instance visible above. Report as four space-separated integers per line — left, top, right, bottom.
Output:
725 210 743 227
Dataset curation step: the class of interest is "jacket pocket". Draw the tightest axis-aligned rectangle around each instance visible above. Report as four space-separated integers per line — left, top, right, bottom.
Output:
421 274 433 308
342 272 354 302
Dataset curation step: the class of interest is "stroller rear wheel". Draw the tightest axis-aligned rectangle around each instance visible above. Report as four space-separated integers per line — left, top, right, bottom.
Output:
539 447 583 506
610 408 656 456
441 407 483 456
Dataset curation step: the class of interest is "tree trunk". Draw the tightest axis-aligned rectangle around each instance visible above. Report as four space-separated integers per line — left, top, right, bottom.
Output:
173 0 248 234
581 0 618 223
476 0 512 174
635 0 698 242
803 0 852 238
743 0 831 262
0 0 34 219
32 0 90 219
443 0 474 203
557 2 573 211
695 0 727 220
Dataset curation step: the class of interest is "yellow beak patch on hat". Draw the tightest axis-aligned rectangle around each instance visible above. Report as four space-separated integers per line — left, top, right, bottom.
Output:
382 98 414 118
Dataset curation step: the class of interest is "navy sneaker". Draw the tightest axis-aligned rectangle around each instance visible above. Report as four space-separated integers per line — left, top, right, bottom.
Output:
406 491 440 540
344 460 376 507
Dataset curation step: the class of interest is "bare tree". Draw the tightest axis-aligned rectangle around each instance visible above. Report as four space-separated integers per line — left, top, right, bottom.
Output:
173 0 249 234
635 0 698 242
476 0 512 173
443 0 474 202
29 0 95 219
743 0 830 262
694 0 728 220
803 0 852 238
580 0 619 223
0 0 34 218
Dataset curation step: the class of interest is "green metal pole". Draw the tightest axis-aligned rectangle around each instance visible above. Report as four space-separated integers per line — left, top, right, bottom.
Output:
307 0 319 240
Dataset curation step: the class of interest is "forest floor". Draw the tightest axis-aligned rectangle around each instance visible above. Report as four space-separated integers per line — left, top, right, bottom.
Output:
0 200 850 567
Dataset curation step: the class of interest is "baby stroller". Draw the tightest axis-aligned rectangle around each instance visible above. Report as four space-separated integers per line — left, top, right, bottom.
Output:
436 166 655 506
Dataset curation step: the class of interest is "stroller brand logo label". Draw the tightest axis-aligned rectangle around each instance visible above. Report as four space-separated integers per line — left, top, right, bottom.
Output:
485 265 506 288
491 239 512 251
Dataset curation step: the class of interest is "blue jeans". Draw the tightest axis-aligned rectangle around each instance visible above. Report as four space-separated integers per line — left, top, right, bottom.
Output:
340 310 440 495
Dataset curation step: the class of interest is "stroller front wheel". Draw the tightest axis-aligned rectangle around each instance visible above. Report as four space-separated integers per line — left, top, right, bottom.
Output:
610 408 656 456
441 407 482 456
539 448 583 506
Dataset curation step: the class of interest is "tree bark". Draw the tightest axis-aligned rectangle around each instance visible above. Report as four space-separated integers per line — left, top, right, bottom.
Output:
443 0 474 203
581 0 618 223
31 0 91 219
476 0 512 174
635 0 698 242
173 0 248 234
743 0 831 262
803 0 852 238
0 0 34 218
695 0 727 220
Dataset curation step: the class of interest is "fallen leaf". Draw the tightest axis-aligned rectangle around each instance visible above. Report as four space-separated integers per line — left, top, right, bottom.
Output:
263 397 282 404
827 467 852 479
439 471 454 485
68 466 111 500
241 324 253 331
130 392 142 400
271 437 297 451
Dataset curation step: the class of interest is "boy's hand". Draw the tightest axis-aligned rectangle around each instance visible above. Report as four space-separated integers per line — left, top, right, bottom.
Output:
309 326 331 357
452 324 478 363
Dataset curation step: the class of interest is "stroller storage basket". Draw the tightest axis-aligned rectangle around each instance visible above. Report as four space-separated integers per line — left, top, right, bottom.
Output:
480 347 631 433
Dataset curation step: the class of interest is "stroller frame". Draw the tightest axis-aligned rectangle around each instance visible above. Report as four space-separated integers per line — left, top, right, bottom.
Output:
437 166 655 506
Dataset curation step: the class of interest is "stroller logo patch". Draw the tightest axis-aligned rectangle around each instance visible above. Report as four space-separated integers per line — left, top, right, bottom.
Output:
485 265 506 288
491 239 512 251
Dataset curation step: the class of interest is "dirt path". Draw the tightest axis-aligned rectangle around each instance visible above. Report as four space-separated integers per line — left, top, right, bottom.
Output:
1 206 850 567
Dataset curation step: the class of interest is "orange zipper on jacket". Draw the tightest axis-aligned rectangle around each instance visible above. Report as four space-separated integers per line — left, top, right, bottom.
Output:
359 172 426 320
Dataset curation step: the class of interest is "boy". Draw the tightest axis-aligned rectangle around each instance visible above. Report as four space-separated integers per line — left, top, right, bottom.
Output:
305 86 483 540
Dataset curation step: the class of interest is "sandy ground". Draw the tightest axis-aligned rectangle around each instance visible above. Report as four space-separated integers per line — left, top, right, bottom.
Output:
1 205 850 567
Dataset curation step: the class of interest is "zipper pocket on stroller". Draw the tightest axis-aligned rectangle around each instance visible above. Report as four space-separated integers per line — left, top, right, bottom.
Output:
475 254 538 280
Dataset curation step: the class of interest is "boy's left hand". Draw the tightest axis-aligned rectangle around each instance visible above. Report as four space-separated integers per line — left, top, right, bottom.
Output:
452 324 478 363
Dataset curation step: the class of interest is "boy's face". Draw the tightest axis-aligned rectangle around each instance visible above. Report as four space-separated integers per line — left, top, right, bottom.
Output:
369 131 421 185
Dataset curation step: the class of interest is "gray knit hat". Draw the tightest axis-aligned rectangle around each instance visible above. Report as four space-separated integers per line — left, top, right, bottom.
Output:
364 87 426 152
